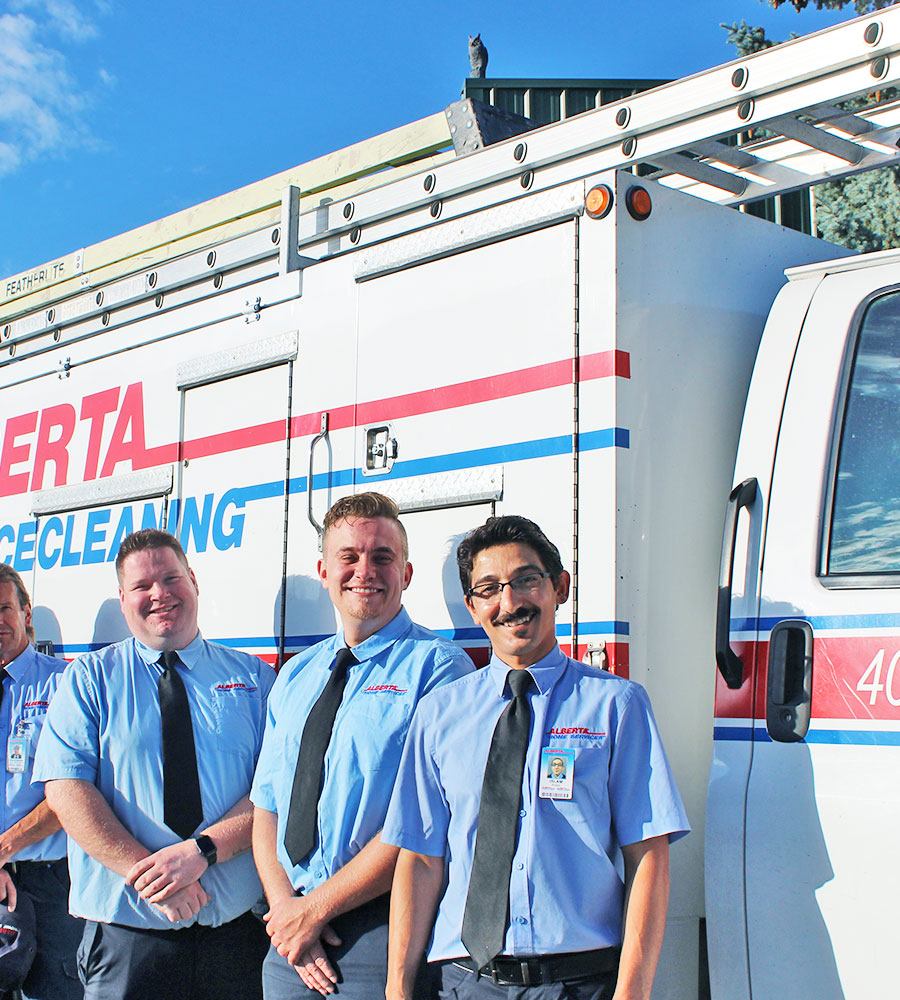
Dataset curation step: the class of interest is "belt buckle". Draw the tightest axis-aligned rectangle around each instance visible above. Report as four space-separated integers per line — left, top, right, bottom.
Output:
488 960 514 986
520 960 537 986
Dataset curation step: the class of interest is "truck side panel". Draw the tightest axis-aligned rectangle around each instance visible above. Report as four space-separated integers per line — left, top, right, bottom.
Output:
714 258 900 998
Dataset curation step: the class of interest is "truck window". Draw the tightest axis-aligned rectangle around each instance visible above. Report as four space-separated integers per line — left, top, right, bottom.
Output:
825 290 900 578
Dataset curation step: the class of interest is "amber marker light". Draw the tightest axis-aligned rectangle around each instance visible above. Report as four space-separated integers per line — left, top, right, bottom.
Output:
585 184 614 219
625 185 652 221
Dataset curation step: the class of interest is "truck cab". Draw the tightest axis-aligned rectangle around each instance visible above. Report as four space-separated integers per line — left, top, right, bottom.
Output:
708 250 900 999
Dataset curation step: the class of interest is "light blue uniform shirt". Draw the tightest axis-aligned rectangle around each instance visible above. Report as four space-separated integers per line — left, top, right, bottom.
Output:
1 643 68 861
250 607 474 893
32 633 275 929
382 645 690 961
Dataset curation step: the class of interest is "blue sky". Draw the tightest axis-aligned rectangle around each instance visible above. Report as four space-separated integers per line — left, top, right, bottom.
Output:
0 0 863 280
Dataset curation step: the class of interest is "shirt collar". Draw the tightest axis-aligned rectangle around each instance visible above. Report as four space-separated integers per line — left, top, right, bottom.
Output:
335 606 413 666
487 644 567 697
3 642 36 683
134 632 204 670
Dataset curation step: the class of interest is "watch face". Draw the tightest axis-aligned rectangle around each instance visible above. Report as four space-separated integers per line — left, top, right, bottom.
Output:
196 836 216 863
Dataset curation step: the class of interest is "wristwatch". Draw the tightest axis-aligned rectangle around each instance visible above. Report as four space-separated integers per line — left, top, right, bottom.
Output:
194 834 217 867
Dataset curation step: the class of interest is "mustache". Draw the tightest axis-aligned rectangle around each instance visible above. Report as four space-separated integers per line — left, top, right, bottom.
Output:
493 609 536 627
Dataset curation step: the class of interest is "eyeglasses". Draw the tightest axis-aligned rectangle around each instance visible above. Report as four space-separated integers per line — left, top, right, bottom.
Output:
466 571 551 602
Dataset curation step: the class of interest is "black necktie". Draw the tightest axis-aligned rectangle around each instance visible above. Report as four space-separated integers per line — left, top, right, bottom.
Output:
158 650 204 840
461 669 533 971
284 647 357 865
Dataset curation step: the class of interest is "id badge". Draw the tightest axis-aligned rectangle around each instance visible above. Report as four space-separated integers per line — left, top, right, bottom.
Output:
539 747 575 800
6 737 28 773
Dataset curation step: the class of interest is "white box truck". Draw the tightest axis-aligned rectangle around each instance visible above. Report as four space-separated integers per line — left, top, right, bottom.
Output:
2 9 900 998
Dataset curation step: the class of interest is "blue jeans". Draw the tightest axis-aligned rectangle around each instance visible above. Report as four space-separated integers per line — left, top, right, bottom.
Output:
14 859 84 1000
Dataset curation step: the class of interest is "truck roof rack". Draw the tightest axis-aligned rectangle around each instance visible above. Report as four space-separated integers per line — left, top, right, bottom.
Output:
4 7 900 326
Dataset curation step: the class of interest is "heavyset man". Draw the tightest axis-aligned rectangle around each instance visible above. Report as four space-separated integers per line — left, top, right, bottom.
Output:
0 564 83 1000
33 529 274 1000
251 492 474 999
383 515 690 1000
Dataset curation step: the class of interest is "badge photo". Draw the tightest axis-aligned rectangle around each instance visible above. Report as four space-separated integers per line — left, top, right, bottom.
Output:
6 737 28 774
539 747 575 800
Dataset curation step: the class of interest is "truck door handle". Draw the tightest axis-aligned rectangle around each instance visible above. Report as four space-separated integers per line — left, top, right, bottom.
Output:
307 412 329 543
716 478 758 690
766 619 813 742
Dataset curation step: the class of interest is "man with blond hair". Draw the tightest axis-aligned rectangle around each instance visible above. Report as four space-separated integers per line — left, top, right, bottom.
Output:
0 563 83 999
34 529 274 1000
251 492 474 999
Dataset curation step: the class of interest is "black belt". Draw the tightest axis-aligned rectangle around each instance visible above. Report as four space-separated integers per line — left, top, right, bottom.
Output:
453 947 620 986
9 858 66 872
108 910 259 938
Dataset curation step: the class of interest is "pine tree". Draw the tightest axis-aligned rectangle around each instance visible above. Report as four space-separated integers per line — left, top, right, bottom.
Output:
720 20 775 55
816 168 900 249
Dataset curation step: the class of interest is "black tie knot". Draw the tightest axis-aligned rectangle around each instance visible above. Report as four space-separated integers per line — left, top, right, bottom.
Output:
160 649 180 671
332 646 357 678
507 669 532 699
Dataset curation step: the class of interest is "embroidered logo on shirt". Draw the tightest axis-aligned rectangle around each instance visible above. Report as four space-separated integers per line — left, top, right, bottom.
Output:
363 685 408 695
214 683 258 692
23 700 49 709
546 726 606 739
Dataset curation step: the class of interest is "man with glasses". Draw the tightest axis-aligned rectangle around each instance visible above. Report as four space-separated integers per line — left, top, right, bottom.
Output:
382 514 689 1000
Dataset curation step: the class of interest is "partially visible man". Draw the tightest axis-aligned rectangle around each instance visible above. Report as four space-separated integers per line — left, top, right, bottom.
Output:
33 529 274 1000
383 515 690 1000
251 492 474 999
0 564 83 1000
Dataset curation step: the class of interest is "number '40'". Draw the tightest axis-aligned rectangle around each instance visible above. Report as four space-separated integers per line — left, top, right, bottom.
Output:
857 649 900 707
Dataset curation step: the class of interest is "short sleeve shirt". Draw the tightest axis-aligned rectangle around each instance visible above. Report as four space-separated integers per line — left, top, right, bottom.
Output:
382 645 690 960
1 644 68 861
250 607 474 891
33 633 275 929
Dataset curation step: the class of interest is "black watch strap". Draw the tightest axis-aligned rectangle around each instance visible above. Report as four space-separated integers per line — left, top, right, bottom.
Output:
194 834 217 867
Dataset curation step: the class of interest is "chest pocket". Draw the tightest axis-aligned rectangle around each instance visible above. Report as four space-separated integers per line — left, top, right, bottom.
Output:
211 685 262 752
16 705 50 755
337 694 413 772
540 738 611 824
17 707 48 729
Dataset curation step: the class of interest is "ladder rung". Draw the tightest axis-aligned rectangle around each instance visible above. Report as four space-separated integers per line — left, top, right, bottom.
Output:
649 153 748 195
688 140 762 170
667 128 900 205
765 114 866 163
801 102 876 136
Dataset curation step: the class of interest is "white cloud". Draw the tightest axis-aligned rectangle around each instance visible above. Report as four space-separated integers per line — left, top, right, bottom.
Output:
10 0 98 41
0 2 106 177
